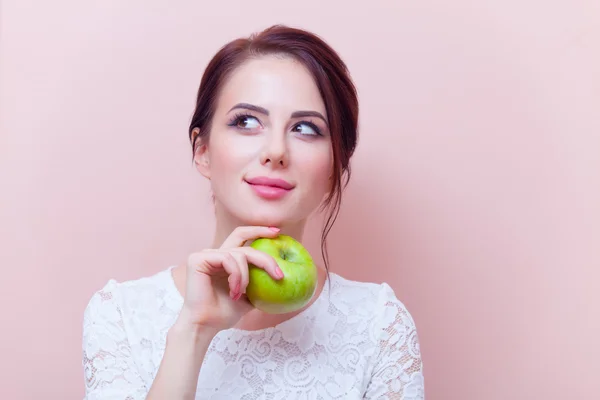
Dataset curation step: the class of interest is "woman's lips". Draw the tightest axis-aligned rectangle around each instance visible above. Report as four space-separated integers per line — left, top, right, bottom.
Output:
247 183 291 199
245 176 294 200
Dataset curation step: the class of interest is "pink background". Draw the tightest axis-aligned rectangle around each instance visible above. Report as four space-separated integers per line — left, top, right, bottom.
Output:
1 1 599 399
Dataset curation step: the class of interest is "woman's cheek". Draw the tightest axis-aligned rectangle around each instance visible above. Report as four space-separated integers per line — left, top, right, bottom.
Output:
212 134 260 171
305 152 334 192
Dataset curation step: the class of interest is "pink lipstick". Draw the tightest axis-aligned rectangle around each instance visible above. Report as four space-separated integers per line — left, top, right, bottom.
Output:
245 176 294 200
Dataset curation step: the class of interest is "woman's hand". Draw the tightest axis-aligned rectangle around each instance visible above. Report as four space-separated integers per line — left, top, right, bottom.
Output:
148 226 282 399
175 226 284 332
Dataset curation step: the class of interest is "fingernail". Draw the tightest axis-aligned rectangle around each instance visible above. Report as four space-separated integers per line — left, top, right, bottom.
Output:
234 292 242 301
276 267 284 279
269 227 280 232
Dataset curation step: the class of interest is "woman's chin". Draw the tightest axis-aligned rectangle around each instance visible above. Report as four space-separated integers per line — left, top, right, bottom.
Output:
235 209 299 228
241 215 288 227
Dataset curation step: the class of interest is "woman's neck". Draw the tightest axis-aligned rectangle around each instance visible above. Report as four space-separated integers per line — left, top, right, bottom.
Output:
211 207 307 248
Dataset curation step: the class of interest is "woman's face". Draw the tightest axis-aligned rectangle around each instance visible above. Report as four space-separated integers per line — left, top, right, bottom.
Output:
194 55 333 227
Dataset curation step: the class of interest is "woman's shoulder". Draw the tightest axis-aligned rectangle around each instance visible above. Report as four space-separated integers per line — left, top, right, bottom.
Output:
83 266 179 318
327 272 418 328
328 272 407 306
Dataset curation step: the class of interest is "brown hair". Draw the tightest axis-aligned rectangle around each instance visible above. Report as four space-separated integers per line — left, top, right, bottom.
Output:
189 25 359 273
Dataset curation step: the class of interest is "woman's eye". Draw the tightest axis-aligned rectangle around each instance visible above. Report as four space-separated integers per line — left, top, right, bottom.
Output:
236 116 261 129
293 122 320 136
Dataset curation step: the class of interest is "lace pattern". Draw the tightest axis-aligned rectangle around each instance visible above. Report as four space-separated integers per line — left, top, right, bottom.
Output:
82 268 424 399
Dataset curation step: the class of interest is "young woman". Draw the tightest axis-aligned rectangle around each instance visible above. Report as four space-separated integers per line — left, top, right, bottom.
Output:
82 25 425 399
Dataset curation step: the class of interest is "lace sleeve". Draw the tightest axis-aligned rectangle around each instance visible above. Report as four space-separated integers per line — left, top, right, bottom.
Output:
364 284 425 400
82 281 148 400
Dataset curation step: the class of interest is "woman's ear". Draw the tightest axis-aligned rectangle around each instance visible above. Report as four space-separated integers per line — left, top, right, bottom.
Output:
192 128 211 180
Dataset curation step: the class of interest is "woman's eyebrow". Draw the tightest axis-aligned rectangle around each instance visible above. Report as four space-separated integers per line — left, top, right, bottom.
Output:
291 110 327 125
228 103 269 115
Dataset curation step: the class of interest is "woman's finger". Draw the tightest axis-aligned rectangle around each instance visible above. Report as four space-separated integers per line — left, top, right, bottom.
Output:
220 226 280 249
188 250 241 298
220 252 242 299
235 247 284 281
230 250 250 295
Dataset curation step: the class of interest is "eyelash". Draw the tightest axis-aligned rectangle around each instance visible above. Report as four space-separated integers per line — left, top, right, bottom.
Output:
227 112 258 128
227 113 323 136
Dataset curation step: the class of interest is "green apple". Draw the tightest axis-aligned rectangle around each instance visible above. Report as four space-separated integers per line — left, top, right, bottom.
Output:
246 234 318 314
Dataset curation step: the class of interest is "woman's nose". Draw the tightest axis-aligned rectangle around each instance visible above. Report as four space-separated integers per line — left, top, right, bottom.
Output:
260 131 289 168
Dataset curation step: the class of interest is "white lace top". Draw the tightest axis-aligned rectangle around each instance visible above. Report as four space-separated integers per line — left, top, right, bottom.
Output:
82 266 425 399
